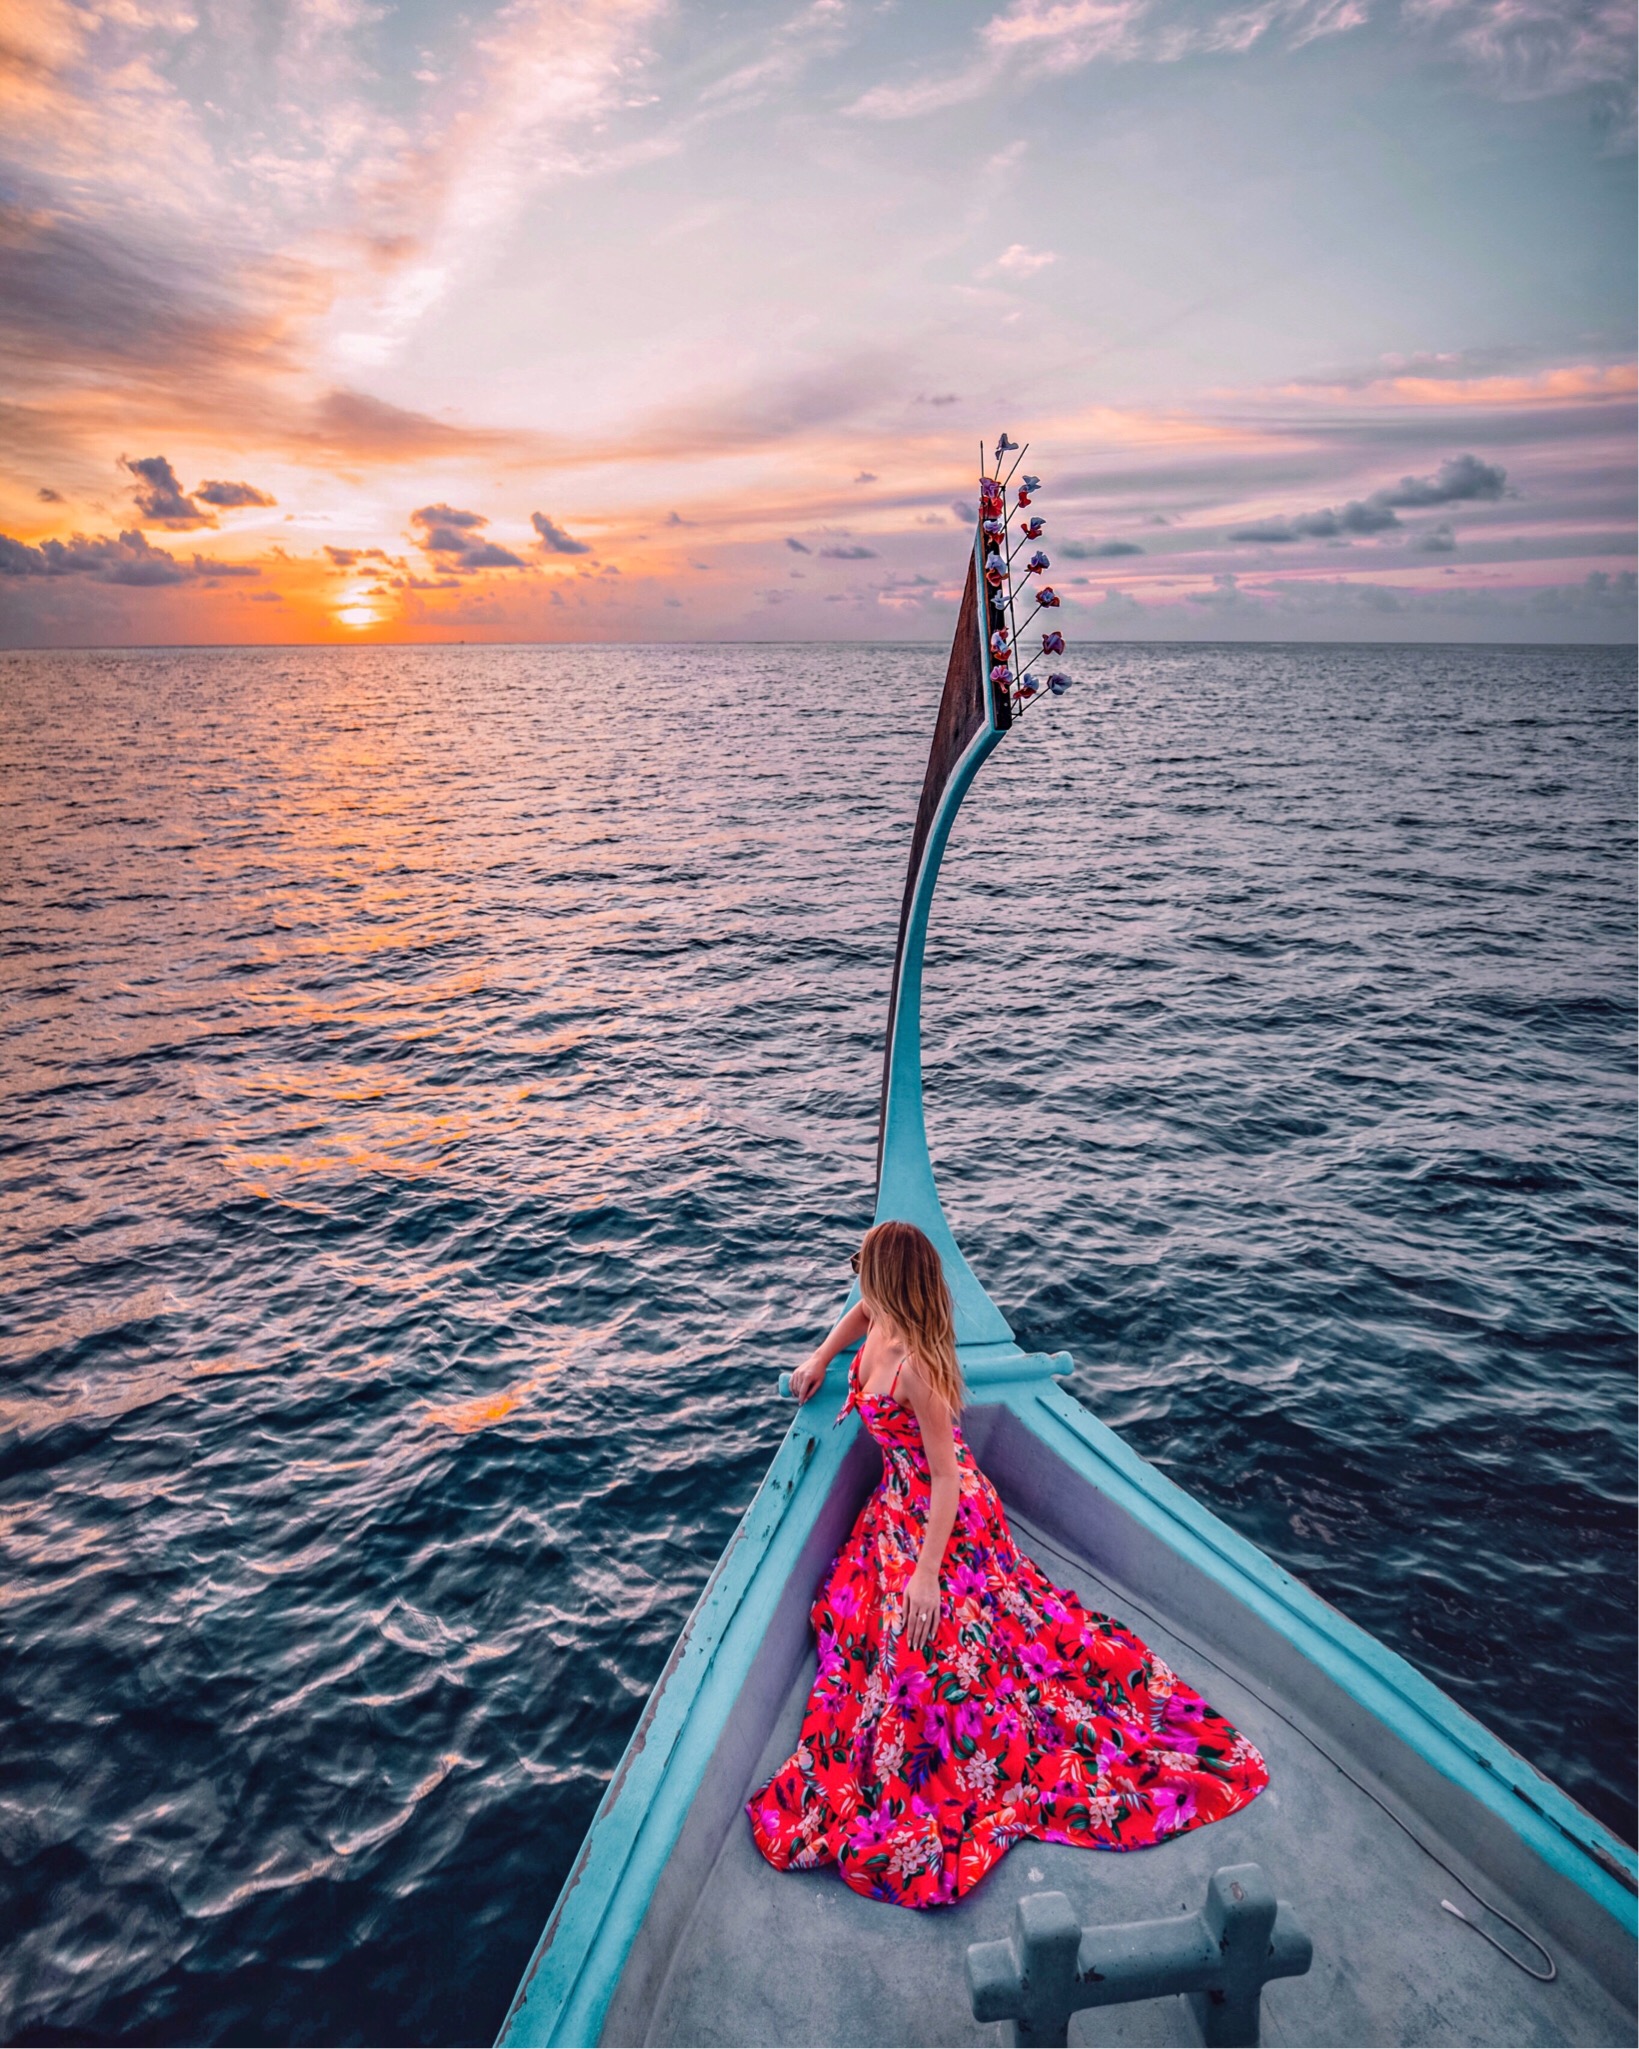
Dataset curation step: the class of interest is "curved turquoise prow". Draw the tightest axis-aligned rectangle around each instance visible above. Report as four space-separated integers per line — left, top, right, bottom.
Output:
872 526 1018 1357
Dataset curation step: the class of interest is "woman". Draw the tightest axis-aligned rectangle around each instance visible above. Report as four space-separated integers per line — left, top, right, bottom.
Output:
747 1220 1268 1909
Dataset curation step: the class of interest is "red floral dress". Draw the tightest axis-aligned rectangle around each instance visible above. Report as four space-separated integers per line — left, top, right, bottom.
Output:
747 1357 1268 1908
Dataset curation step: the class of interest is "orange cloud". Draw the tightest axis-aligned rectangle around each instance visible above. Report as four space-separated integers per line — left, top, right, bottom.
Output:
1279 363 1638 407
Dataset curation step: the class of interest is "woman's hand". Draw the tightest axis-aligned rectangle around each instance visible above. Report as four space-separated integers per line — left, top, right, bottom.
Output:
904 1565 941 1650
789 1353 828 1403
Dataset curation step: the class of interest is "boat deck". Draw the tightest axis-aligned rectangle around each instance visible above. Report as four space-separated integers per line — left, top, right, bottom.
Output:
622 1417 1632 2048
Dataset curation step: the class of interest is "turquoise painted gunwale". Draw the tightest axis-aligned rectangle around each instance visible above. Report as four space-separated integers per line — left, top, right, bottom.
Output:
497 1353 1636 2048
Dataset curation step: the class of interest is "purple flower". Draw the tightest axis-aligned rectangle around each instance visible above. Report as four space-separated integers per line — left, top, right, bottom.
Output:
1020 1642 1058 1683
850 1807 899 1850
891 1667 932 1716
1151 1785 1198 1832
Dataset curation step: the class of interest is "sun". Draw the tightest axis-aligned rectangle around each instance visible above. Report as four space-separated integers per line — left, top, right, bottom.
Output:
335 599 378 629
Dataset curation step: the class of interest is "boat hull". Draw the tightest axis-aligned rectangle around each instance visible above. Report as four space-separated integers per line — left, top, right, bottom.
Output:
498 1362 1636 2049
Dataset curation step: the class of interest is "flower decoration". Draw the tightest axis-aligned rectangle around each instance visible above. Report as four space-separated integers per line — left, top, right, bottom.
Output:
970 446 1075 723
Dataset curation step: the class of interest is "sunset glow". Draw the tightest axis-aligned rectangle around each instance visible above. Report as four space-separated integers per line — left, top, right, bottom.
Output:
0 0 1633 645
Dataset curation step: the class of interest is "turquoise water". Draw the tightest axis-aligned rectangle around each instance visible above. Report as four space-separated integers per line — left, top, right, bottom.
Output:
0 641 1632 2044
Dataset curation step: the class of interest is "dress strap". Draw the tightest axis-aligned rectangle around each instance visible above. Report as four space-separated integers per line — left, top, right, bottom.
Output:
887 1356 904 1401
833 1349 862 1428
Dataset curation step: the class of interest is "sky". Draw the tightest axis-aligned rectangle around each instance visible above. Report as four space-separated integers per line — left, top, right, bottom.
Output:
0 0 1634 646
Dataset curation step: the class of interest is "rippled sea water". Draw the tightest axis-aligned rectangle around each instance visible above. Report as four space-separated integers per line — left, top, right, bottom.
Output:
0 642 1633 2046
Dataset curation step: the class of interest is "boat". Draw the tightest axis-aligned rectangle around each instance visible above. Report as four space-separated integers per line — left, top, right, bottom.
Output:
498 442 1637 2049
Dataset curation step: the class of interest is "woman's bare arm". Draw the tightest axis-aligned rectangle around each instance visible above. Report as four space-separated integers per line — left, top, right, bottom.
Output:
790 1298 869 1402
902 1362 958 1649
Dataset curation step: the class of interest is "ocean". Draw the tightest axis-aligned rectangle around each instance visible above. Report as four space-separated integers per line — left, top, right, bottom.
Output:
1 640 1633 2045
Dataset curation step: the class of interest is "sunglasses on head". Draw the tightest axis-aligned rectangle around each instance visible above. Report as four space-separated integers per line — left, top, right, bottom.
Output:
849 1251 861 1274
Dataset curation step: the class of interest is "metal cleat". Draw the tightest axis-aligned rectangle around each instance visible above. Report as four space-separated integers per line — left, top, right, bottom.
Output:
966 1863 1312 2048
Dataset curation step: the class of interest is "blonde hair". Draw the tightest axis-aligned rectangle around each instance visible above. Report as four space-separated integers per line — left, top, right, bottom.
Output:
857 1220 963 1414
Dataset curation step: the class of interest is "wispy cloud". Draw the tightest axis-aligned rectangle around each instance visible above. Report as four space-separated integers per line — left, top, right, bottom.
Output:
1401 0 1634 107
697 0 853 108
1068 565 1636 642
1279 357 1637 405
327 0 671 366
851 0 1367 116
850 0 1630 122
303 389 519 462
987 244 1058 277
